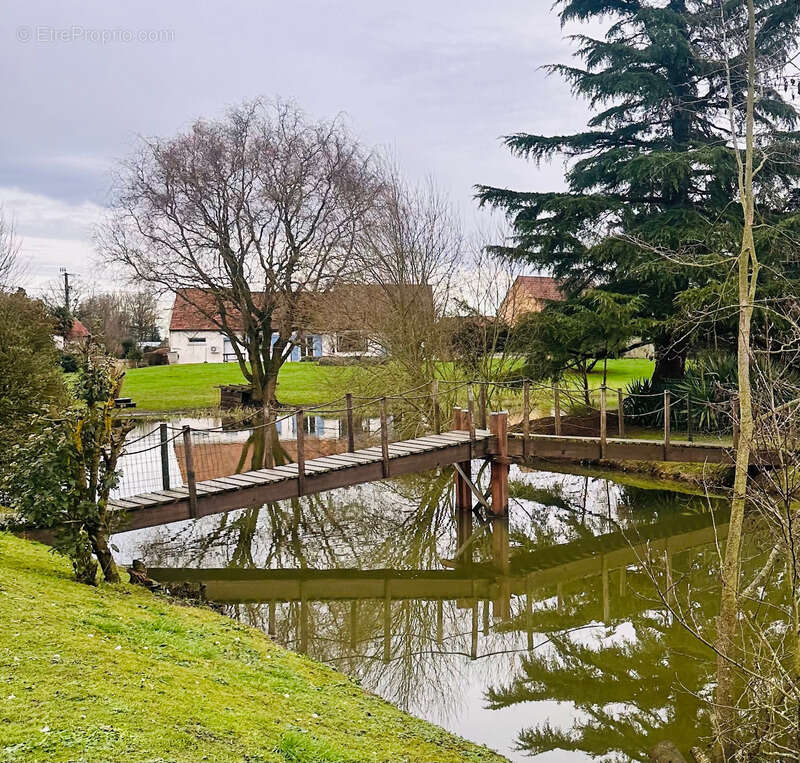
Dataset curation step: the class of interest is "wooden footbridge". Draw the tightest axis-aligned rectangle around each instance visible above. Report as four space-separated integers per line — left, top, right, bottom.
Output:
110 378 744 533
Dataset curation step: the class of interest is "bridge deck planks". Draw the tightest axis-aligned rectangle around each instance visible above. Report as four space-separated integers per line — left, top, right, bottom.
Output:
112 427 748 530
111 431 492 530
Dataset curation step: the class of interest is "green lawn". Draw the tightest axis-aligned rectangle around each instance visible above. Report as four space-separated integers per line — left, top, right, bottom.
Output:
121 362 362 411
0 533 505 763
119 357 654 413
579 357 654 391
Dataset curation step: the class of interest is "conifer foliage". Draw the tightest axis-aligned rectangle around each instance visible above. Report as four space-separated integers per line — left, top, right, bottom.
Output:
478 0 800 382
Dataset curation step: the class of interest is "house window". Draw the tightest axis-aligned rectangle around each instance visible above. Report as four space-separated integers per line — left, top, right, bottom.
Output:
188 337 206 343
336 332 368 354
299 335 316 358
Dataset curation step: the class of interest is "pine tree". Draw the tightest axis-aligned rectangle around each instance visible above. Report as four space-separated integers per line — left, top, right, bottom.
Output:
477 0 800 382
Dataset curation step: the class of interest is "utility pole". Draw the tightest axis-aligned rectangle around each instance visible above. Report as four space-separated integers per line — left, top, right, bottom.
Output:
59 267 72 314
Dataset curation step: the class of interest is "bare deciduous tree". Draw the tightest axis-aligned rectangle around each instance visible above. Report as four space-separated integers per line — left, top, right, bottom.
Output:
101 99 379 405
123 291 160 343
0 206 22 291
347 163 463 393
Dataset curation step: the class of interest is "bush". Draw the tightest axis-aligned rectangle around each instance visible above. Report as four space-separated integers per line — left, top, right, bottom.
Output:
126 344 143 362
2 347 133 584
60 352 79 372
143 347 168 366
623 352 738 434
0 292 66 458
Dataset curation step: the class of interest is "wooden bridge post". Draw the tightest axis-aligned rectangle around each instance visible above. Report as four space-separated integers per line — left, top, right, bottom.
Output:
182 425 198 519
663 390 671 455
489 411 509 515
479 384 487 430
380 397 390 477
522 381 531 461
431 380 441 435
345 393 355 452
159 422 170 491
453 408 472 515
264 403 275 469
296 409 306 496
600 386 607 459
617 388 625 438
466 387 476 440
553 385 562 436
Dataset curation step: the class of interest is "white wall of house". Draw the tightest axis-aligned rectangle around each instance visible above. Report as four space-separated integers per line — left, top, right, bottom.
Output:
170 330 385 364
169 330 228 364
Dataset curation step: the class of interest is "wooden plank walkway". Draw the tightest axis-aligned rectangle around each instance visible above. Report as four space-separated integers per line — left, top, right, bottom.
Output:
507 432 737 464
111 424 749 533
111 429 492 532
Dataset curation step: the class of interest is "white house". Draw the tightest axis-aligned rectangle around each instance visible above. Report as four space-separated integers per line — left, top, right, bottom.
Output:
167 288 398 365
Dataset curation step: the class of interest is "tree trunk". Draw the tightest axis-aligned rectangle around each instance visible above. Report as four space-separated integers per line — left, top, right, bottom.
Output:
652 336 687 383
90 527 120 584
713 4 758 757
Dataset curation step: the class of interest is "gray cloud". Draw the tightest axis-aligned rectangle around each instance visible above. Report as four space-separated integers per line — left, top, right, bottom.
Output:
2 0 592 287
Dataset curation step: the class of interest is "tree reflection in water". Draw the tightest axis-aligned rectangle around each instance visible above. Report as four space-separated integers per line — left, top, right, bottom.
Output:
117 461 780 762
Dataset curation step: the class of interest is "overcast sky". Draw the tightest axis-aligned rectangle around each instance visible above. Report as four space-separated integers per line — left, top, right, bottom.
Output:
2 0 593 296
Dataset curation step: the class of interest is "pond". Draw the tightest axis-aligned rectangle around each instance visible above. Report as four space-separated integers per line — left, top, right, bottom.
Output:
112 420 751 763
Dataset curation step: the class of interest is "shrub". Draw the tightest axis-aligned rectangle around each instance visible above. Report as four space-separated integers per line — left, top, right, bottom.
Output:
60 352 79 372
126 344 143 362
2 347 133 584
623 352 738 434
0 291 66 458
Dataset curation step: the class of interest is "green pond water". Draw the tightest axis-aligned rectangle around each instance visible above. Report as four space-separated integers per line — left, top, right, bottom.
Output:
113 442 763 763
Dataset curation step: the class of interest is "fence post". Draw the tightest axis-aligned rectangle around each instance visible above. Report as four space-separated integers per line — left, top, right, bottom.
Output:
453 408 470 512
467 386 476 440
522 380 531 461
489 411 509 515
687 393 693 443
553 384 562 436
432 380 441 435
159 422 170 491
380 397 390 477
296 409 306 496
479 384 487 430
663 390 671 453
617 388 625 438
600 386 607 459
346 393 355 453
182 425 198 519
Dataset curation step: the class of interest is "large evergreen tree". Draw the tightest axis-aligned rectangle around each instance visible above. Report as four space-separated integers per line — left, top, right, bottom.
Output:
478 0 800 382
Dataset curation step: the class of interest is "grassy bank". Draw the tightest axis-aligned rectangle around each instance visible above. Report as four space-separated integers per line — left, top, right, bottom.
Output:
120 357 654 413
0 534 505 763
121 362 362 411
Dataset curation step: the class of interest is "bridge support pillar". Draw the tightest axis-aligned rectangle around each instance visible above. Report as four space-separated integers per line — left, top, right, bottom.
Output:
489 411 509 515
453 408 472 513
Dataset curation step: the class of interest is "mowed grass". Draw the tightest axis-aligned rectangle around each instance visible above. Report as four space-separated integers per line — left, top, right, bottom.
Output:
120 358 654 413
121 362 363 411
0 533 505 763
580 357 654 392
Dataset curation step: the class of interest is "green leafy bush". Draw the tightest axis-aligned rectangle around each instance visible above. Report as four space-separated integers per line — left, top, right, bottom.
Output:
2 348 133 584
623 352 738 433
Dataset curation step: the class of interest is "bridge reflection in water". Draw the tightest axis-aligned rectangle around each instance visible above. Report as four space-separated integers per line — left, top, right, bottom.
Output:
114 466 770 763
